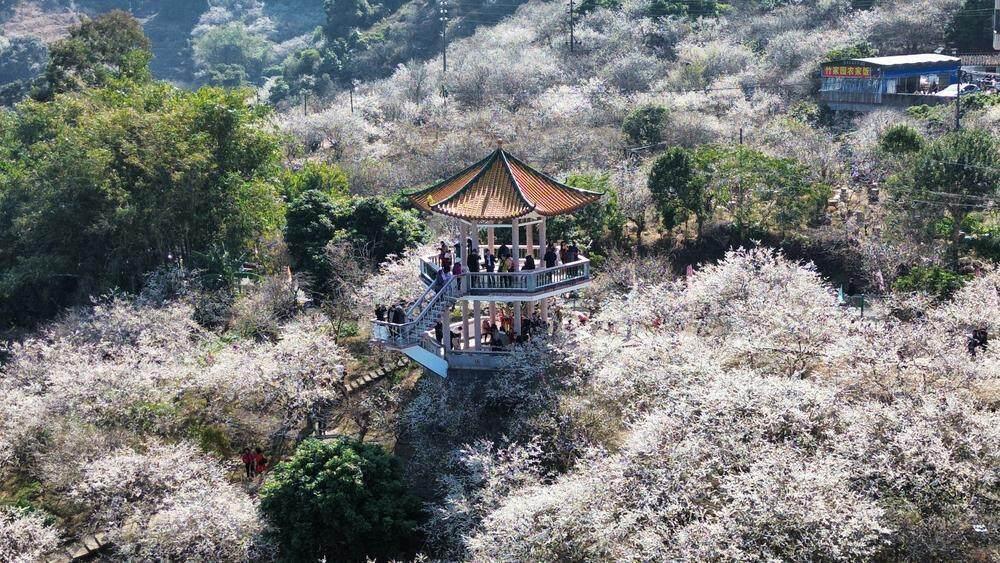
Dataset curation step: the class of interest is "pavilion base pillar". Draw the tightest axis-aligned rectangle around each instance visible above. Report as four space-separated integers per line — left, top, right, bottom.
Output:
513 302 522 337
460 301 469 350
441 305 451 354
474 301 482 349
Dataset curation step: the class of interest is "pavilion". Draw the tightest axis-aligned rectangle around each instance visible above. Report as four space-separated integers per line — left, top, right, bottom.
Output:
370 146 601 377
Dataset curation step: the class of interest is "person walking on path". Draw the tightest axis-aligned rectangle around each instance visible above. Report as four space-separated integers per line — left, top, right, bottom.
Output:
240 448 255 479
253 448 267 477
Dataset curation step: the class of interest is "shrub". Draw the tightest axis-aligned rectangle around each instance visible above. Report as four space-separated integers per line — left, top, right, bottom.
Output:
622 104 668 145
893 265 968 299
879 124 924 155
259 438 421 562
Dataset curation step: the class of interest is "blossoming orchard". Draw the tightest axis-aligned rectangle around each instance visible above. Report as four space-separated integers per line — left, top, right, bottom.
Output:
1 0 1000 560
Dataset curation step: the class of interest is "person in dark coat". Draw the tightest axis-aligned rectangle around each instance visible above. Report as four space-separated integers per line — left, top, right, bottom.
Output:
467 248 481 289
523 255 536 270
544 243 557 268
567 241 580 263
467 248 481 272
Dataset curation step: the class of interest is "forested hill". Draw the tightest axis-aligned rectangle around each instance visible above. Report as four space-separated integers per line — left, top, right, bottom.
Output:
0 0 530 104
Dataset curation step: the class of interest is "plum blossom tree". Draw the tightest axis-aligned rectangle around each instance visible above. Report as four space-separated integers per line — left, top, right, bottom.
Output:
73 442 261 561
414 248 999 561
0 507 60 563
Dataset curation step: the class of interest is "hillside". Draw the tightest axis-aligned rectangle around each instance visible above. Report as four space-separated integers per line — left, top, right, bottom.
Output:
0 0 530 101
1 0 1000 561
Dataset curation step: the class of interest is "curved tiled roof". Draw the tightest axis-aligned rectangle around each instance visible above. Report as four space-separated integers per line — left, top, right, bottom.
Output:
408 149 602 221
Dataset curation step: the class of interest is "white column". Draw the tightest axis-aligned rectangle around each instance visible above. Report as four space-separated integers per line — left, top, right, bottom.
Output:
488 226 495 253
441 305 451 354
461 300 469 350
538 219 547 263
511 219 520 271
526 221 534 260
474 301 482 349
514 301 522 336
489 301 496 323
537 219 546 329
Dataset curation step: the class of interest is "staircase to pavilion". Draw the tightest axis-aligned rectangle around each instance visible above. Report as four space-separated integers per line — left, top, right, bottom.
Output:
370 277 459 377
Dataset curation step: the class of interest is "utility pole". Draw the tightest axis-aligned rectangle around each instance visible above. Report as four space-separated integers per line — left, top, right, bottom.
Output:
568 0 575 53
739 127 743 145
303 91 308 116
350 81 356 114
440 0 449 75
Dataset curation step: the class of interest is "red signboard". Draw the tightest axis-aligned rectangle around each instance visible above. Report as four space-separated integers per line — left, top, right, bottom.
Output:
822 65 873 78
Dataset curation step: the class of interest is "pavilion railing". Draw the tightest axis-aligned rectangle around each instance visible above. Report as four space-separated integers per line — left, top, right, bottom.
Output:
419 254 590 295
371 276 460 348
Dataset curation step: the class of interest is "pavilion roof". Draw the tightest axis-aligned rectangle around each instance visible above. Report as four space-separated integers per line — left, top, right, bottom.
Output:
408 148 602 222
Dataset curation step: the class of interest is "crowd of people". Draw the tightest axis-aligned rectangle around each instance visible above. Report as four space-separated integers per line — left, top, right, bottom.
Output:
372 236 586 349
437 239 580 274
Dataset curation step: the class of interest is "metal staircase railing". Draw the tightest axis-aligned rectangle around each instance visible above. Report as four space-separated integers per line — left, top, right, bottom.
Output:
371 276 461 349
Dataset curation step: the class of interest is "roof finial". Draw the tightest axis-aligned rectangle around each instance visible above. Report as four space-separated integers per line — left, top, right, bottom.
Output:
496 138 504 149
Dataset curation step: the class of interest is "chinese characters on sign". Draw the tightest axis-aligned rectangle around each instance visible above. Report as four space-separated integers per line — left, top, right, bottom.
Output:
822 65 872 78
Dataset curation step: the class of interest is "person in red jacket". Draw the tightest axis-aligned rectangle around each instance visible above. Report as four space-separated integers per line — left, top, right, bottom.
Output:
254 448 267 476
240 448 254 480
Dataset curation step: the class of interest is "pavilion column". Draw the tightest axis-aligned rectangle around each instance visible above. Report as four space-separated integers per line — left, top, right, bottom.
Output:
461 300 469 351
511 218 522 336
441 305 451 354
538 219 547 262
539 219 548 326
526 221 533 260
474 300 482 349
511 219 520 271
488 226 495 253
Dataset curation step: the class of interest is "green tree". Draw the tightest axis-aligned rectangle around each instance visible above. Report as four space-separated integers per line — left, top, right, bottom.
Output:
645 0 722 18
695 145 828 238
0 83 283 326
285 189 343 290
281 161 350 202
622 105 667 145
824 42 877 62
648 147 710 234
42 11 151 96
336 195 425 263
946 0 994 52
896 129 1000 264
259 438 421 562
193 23 272 86
547 173 623 253
879 124 924 155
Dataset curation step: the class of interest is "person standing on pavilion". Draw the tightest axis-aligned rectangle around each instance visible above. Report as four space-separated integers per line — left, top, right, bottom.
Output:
498 242 511 261
544 243 558 269
483 248 496 289
567 241 580 263
467 245 481 288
